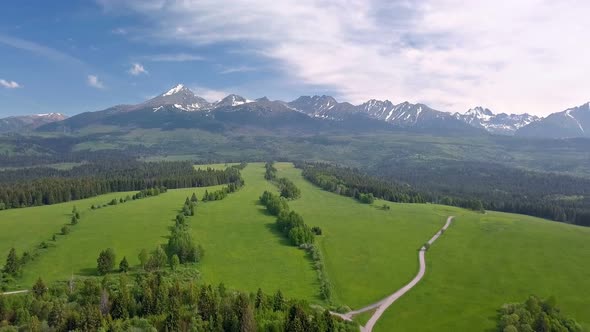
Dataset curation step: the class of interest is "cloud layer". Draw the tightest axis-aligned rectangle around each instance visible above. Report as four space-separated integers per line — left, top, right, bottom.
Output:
99 0 590 115
0 79 21 89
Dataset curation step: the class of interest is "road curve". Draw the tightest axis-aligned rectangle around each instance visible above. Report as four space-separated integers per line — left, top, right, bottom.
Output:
332 216 454 332
362 216 453 332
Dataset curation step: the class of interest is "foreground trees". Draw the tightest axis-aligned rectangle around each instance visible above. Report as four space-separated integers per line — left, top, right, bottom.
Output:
498 295 582 332
0 272 357 331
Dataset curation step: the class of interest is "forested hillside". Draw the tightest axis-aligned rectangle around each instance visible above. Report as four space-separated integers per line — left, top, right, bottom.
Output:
0 161 243 210
299 162 590 226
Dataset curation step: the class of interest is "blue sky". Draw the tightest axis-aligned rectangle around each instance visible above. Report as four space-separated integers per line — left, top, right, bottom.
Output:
1 0 589 117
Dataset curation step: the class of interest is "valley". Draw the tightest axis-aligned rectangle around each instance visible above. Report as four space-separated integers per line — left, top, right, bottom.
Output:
2 162 589 331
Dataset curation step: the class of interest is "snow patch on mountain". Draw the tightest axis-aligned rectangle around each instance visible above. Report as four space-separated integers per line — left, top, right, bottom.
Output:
454 106 540 135
163 84 185 96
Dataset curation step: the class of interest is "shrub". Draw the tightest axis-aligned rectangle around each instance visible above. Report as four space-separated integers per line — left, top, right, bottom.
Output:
97 248 116 275
311 226 322 235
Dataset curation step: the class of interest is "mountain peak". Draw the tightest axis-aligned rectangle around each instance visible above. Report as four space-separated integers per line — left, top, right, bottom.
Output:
465 106 494 116
456 106 541 135
215 94 253 107
34 113 68 120
162 84 190 96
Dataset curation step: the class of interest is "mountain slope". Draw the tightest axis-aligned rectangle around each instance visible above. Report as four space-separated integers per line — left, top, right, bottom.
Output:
516 102 590 138
454 107 540 135
0 113 68 133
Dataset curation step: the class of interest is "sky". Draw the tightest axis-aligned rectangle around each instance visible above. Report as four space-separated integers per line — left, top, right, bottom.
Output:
0 0 589 117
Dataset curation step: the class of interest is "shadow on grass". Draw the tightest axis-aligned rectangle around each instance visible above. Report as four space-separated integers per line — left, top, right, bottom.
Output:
263 222 293 247
77 267 97 277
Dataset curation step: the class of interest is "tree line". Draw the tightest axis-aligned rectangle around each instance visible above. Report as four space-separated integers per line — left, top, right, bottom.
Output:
374 159 590 225
259 191 315 246
264 162 277 181
0 272 356 331
0 161 243 210
295 161 428 205
296 162 491 213
2 205 85 289
259 190 329 301
1 186 171 289
92 186 168 210
497 295 582 332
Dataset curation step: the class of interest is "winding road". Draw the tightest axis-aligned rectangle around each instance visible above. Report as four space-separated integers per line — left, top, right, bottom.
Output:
332 216 454 332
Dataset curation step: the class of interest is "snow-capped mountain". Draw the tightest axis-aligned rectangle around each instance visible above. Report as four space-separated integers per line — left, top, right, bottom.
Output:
454 107 540 135
0 113 68 133
214 94 253 108
287 95 356 118
32 84 478 133
288 95 467 129
360 100 452 126
144 84 212 112
516 102 590 138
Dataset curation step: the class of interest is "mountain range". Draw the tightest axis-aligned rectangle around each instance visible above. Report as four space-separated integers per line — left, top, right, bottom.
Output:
0 113 68 133
1 84 588 138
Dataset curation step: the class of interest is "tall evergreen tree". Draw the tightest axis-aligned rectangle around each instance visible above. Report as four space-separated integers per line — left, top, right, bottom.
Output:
32 277 47 298
3 248 20 275
96 248 116 275
119 256 129 272
273 290 285 311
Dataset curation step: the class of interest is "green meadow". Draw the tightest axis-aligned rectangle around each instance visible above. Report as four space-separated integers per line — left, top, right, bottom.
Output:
0 191 136 266
375 211 590 331
4 187 223 288
1 162 590 330
273 162 449 308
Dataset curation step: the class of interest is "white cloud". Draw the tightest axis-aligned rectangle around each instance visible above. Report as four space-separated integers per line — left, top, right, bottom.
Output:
128 63 148 75
220 66 257 74
87 75 105 89
0 79 21 89
143 53 204 62
0 34 85 66
111 28 127 35
98 0 590 115
191 86 228 102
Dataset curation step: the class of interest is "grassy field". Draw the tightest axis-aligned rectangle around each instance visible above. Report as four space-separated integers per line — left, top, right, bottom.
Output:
8 187 223 288
188 163 318 301
2 161 590 331
1 163 318 301
375 211 590 331
273 162 451 307
0 191 136 266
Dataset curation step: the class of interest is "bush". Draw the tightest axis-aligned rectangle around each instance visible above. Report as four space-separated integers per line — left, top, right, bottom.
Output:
145 246 168 271
277 177 301 200
498 296 582 332
358 193 375 204
61 225 70 235
311 226 322 235
97 248 116 275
